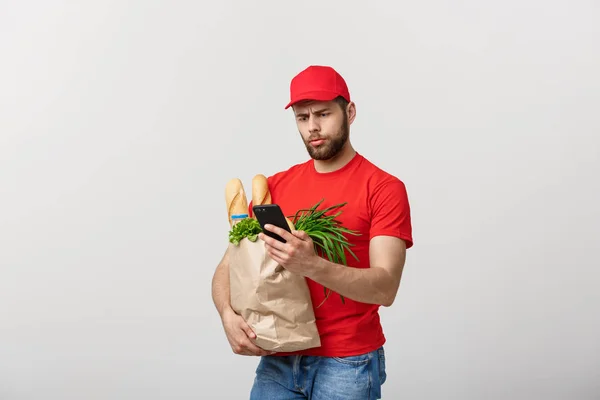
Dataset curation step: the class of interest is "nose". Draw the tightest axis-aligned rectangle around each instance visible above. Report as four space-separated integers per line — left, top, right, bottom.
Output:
308 115 320 133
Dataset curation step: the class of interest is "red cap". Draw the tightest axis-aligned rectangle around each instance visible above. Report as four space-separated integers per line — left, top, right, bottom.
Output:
285 65 350 109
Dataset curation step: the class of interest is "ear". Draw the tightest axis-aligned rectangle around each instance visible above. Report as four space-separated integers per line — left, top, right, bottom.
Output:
347 101 357 124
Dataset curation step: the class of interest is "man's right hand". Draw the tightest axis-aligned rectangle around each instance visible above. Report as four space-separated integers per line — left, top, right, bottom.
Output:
221 308 275 356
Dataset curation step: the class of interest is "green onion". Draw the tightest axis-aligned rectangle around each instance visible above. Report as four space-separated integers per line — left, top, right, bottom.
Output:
290 199 360 307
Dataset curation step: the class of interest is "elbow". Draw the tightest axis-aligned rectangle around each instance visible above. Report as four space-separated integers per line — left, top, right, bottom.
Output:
379 275 402 307
379 292 396 307
378 283 400 307
379 282 401 307
381 299 394 307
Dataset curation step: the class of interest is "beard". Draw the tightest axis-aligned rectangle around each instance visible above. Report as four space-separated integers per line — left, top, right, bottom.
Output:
301 117 349 161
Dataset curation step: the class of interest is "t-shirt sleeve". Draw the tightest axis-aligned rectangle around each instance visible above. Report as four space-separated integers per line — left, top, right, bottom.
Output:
369 178 413 248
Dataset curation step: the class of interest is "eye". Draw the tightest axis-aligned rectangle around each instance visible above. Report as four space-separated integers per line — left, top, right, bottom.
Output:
320 113 329 117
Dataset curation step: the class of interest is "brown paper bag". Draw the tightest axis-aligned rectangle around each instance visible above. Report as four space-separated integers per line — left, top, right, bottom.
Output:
228 238 321 352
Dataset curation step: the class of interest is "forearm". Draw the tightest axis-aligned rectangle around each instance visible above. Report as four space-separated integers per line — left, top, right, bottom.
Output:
211 256 233 317
308 258 398 307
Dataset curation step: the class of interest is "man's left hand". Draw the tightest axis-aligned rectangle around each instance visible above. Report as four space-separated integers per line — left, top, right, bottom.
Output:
258 224 319 277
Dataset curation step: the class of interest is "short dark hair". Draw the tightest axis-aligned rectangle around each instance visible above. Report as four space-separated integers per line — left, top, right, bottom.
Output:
333 96 349 117
333 95 349 109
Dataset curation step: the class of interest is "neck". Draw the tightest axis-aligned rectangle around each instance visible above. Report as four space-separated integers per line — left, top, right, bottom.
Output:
313 142 356 173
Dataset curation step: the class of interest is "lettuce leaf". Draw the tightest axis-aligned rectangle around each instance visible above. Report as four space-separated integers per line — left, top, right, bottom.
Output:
228 218 262 245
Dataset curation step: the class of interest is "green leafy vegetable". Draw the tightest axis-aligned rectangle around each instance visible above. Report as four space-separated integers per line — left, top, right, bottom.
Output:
228 217 262 246
290 199 361 307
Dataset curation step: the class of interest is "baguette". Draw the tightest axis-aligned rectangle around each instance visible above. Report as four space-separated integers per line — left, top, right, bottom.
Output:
225 178 249 227
251 174 294 231
252 174 272 207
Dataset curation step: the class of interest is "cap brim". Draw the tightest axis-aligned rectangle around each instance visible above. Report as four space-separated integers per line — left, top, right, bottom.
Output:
284 90 340 109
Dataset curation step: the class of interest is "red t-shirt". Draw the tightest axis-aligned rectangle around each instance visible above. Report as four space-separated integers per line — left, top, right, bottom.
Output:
249 152 413 357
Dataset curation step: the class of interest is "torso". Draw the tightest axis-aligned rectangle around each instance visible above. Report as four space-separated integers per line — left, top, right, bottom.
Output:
259 152 403 357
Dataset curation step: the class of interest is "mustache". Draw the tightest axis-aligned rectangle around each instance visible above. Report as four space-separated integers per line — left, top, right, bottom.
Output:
307 135 325 141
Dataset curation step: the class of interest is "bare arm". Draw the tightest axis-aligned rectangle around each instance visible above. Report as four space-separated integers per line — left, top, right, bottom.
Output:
309 235 406 306
211 245 232 317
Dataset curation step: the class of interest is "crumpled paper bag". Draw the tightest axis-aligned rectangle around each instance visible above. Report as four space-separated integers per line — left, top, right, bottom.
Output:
228 238 321 352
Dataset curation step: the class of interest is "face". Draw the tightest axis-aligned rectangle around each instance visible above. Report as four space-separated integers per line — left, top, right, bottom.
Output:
292 100 353 160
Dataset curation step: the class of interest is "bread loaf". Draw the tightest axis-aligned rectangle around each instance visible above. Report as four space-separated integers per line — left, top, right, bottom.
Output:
250 173 295 231
225 178 249 227
252 174 271 207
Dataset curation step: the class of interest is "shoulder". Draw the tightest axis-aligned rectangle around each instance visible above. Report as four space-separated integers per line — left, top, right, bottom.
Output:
358 154 408 193
357 155 411 217
358 155 413 247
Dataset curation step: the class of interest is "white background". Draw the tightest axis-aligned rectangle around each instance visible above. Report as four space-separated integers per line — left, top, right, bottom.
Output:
1 1 599 399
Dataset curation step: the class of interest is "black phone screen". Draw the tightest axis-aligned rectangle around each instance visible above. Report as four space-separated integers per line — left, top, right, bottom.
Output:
253 204 291 243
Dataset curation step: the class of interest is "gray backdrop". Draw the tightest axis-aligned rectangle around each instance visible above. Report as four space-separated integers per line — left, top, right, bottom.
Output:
1 1 598 399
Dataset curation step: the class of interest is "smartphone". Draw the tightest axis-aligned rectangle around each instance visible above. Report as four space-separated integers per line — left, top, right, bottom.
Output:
253 204 291 243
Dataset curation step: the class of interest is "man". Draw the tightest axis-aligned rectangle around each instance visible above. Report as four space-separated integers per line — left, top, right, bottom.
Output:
212 65 413 399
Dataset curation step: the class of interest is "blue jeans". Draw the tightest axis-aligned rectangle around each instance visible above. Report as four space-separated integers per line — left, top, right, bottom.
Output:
249 346 387 400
